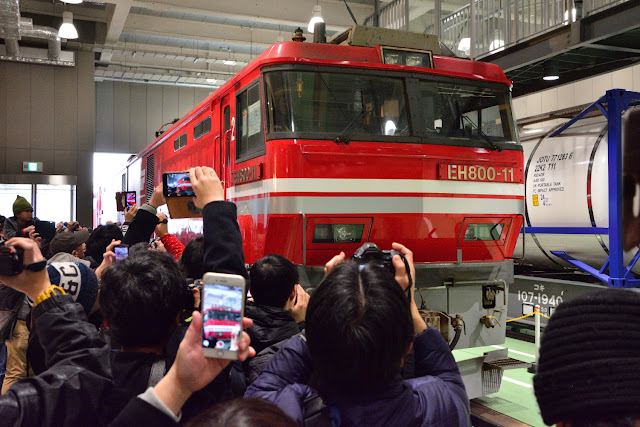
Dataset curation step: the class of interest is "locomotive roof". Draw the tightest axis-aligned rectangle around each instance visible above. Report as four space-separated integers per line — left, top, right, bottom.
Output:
139 41 511 158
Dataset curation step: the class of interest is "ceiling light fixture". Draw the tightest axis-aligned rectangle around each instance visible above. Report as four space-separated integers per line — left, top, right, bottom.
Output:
543 62 560 81
58 11 78 39
223 59 236 65
308 4 324 33
61 0 82 4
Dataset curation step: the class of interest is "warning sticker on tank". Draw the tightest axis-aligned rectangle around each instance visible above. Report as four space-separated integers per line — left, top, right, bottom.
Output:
533 194 539 206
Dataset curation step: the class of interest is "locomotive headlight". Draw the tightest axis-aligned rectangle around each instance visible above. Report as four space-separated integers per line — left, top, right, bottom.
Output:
312 224 365 243
334 225 357 242
313 224 332 242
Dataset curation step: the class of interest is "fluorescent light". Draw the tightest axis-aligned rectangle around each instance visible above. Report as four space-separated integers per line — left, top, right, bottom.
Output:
223 60 236 65
543 62 560 81
308 5 324 33
523 128 545 134
61 0 82 3
58 11 78 39
457 38 470 53
206 78 217 84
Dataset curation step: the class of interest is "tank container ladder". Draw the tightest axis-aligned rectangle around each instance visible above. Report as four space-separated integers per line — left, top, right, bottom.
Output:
548 89 640 288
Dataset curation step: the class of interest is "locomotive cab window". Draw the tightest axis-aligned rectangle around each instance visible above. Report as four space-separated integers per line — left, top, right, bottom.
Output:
236 81 265 161
417 81 518 147
264 70 409 139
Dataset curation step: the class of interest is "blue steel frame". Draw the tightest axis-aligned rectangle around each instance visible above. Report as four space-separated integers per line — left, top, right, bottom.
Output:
547 89 640 288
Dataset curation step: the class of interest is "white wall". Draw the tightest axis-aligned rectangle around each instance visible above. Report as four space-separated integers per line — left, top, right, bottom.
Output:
96 81 213 154
513 63 640 126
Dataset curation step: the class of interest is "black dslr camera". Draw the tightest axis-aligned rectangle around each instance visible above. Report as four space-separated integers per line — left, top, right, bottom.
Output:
0 243 24 276
351 242 402 275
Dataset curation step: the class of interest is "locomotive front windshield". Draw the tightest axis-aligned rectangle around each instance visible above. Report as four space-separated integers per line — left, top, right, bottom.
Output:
265 71 409 137
264 69 518 147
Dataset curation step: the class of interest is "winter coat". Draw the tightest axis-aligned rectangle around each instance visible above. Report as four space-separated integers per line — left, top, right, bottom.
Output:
245 328 471 426
0 295 111 426
244 303 301 385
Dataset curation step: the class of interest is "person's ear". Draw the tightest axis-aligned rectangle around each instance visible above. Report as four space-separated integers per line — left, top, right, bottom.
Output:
289 287 296 301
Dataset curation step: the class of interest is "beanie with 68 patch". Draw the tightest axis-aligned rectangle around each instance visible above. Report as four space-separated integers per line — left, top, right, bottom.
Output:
46 262 99 315
533 288 640 425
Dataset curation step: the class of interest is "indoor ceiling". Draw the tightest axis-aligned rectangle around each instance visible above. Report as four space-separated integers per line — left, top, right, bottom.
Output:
17 0 380 88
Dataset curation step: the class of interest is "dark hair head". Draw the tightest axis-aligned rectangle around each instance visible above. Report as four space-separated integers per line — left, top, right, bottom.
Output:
179 236 204 279
129 242 150 257
249 254 298 308
99 250 189 348
185 398 297 427
305 261 413 391
86 224 123 264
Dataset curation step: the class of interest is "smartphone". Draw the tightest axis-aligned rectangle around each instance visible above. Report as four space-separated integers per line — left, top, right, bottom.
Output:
114 244 129 262
201 272 246 360
163 172 195 198
115 191 137 211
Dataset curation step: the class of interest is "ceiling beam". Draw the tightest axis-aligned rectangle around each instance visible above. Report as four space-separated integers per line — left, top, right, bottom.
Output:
100 0 133 62
104 44 254 64
111 0 373 30
19 2 108 23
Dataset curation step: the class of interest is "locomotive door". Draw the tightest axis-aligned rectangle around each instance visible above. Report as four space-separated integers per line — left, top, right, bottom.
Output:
220 95 233 198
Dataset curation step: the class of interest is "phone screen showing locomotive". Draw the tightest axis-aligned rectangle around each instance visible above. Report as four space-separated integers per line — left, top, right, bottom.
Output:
164 172 195 197
114 245 128 261
125 192 136 209
202 284 243 351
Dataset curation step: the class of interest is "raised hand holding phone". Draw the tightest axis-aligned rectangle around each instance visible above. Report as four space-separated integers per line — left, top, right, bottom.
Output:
201 272 246 360
190 167 224 209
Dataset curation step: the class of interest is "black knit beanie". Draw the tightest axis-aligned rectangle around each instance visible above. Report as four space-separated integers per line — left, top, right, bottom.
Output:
533 288 640 425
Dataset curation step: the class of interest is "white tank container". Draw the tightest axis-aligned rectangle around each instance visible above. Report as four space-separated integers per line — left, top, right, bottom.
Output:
517 109 640 275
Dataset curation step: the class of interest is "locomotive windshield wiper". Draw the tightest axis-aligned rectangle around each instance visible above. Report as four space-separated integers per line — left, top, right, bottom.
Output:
460 114 502 152
335 108 370 144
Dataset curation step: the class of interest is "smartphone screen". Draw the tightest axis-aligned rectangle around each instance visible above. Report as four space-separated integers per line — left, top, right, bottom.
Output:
114 245 129 262
202 283 243 353
125 192 136 209
163 172 195 197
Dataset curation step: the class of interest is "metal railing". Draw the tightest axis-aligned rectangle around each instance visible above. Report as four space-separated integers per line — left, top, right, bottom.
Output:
369 0 630 59
363 0 410 30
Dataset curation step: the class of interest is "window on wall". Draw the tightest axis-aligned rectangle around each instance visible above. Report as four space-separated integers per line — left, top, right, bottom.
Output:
173 133 187 151
0 185 32 218
236 80 265 161
194 116 211 140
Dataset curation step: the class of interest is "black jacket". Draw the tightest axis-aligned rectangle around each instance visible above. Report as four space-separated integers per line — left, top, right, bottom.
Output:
0 295 112 426
111 201 247 425
243 303 301 386
122 207 158 246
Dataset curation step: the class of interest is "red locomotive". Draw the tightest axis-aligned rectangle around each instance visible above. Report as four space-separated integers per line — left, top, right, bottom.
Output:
121 27 524 362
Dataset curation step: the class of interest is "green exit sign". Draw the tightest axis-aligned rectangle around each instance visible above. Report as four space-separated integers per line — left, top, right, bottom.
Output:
22 161 43 173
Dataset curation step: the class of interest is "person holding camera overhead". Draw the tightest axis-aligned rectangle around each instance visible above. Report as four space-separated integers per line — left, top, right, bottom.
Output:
245 243 470 426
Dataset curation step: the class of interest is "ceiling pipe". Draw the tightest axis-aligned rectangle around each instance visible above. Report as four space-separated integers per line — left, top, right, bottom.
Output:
20 22 62 60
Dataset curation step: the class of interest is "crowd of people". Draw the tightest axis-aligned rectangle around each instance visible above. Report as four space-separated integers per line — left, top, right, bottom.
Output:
0 166 638 426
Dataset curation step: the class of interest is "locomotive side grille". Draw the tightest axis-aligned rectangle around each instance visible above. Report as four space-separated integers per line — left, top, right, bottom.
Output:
121 173 126 192
146 154 154 201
